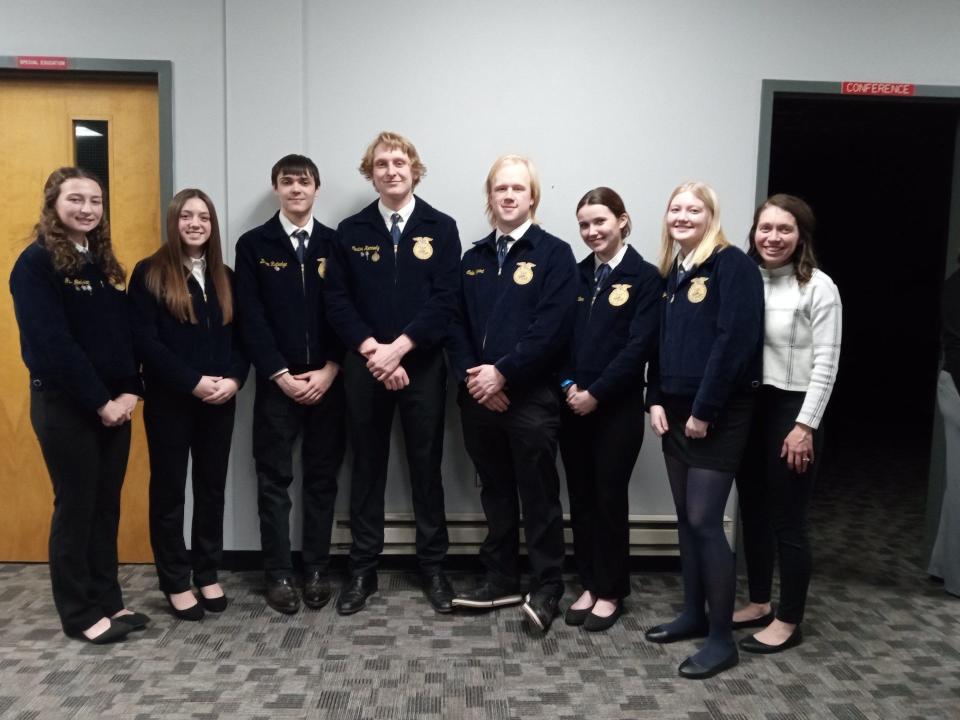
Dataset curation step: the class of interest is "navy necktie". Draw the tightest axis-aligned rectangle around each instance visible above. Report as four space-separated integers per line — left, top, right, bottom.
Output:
293 229 308 265
497 236 511 269
390 213 402 249
594 263 611 298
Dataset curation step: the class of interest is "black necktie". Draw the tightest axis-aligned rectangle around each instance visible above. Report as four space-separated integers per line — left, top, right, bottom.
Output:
390 213 402 248
293 229 308 265
594 263 611 298
497 236 511 269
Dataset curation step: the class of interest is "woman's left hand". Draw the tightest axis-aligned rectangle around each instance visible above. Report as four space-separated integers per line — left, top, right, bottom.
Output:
567 389 598 416
114 393 139 422
684 415 709 439
781 423 814 473
203 378 240 405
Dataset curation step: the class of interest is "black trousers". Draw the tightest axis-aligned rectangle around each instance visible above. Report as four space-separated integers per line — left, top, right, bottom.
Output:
30 386 130 635
559 389 645 599
459 382 565 594
253 372 346 581
343 349 448 576
144 390 235 593
736 386 823 624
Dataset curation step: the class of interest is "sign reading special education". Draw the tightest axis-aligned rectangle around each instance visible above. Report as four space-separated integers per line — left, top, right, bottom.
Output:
841 81 915 97
16 56 69 70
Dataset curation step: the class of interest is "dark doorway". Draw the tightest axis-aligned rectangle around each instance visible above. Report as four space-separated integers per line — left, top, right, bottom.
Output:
766 93 960 492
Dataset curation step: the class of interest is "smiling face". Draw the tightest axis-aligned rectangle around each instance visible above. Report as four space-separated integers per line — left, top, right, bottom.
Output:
273 172 319 225
665 190 710 253
577 203 627 262
489 162 535 233
54 177 104 243
178 196 212 258
371 143 415 210
753 205 800 269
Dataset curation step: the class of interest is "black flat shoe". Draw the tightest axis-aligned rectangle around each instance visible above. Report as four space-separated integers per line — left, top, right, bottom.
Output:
678 648 739 679
564 603 594 626
198 592 228 613
583 601 623 632
739 626 803 654
645 621 709 643
731 610 775 630
68 619 133 645
112 611 151 630
166 593 204 621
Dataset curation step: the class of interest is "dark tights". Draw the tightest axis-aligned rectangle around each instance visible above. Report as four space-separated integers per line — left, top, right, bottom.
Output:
663 454 736 665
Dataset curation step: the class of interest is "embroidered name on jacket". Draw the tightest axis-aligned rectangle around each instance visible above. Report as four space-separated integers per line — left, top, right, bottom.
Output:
465 268 486 276
259 258 287 271
64 278 93 293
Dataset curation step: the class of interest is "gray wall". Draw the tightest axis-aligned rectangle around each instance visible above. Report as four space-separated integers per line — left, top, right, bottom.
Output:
4 0 960 550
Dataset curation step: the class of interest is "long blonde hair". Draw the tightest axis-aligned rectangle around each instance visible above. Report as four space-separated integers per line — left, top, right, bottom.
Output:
657 181 729 277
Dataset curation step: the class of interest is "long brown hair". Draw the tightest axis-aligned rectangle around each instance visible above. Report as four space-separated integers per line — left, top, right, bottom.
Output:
144 189 233 324
33 167 125 285
747 193 819 286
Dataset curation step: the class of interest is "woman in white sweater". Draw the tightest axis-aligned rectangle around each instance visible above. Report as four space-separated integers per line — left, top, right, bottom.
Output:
732 194 842 653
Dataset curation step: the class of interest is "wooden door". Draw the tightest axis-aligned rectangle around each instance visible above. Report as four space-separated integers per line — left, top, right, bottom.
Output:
0 73 160 562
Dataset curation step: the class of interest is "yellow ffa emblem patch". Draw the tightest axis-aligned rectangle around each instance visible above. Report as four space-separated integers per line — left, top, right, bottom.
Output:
513 261 535 285
465 268 485 276
259 258 287 272
317 257 326 279
608 284 631 307
111 280 126 291
687 277 708 303
412 236 434 260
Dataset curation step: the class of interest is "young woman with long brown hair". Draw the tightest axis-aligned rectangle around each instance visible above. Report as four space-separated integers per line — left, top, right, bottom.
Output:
10 167 144 643
129 188 247 620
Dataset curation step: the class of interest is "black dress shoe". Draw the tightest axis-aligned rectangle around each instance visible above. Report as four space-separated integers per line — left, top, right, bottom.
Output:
521 589 561 633
166 593 205 621
113 611 151 630
265 577 300 615
583 600 623 632
336 574 377 615
739 625 803 654
303 571 332 610
564 603 595 626
451 581 523 609
731 610 775 630
423 572 455 613
80 619 134 645
678 647 739 679
644 620 709 643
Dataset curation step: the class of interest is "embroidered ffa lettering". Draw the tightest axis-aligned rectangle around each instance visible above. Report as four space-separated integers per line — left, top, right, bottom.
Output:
259 258 287 272
352 245 382 262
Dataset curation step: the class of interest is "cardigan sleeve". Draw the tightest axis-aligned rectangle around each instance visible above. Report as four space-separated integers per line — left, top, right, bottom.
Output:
796 271 842 428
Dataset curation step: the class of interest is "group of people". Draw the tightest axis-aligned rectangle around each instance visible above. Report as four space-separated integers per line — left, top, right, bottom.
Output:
9 130 842 680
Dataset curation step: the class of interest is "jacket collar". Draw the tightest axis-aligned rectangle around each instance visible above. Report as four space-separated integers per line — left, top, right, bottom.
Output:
356 195 438 240
263 211 322 260
474 222 545 250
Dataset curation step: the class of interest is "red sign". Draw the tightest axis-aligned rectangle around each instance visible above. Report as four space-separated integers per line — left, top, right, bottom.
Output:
16 56 69 70
841 81 915 96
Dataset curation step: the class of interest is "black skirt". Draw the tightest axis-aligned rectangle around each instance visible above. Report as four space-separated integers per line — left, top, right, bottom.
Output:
661 391 755 472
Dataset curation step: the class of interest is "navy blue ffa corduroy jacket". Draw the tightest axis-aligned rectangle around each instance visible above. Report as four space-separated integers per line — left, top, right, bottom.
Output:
9 240 142 412
128 259 249 395
234 212 343 379
560 246 663 405
646 245 764 422
324 197 461 353
447 224 577 386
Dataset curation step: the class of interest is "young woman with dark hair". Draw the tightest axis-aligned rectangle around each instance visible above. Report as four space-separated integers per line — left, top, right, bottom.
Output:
129 188 247 620
559 187 661 632
10 167 144 643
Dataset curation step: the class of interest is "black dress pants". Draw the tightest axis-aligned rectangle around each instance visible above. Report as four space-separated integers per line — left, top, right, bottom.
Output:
343 349 448 576
736 386 822 624
559 389 645 599
459 382 565 595
30 386 130 635
253 371 346 581
144 390 235 593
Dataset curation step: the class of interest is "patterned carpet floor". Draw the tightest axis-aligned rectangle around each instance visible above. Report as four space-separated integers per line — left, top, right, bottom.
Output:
1 447 959 719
